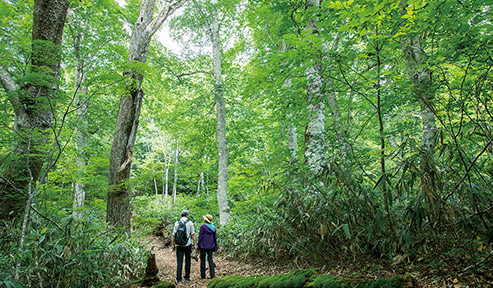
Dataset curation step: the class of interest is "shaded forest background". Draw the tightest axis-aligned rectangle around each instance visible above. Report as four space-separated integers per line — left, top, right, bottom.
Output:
0 0 492 287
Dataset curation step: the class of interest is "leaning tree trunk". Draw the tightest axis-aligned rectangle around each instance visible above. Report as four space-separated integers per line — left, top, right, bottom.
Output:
210 4 231 225
400 2 439 209
107 0 185 231
304 0 325 175
0 0 69 220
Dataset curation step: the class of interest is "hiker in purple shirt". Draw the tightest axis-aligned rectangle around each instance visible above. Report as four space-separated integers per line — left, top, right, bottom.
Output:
197 214 218 279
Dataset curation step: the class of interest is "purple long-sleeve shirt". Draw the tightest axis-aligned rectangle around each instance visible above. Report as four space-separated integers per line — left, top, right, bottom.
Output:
198 223 217 250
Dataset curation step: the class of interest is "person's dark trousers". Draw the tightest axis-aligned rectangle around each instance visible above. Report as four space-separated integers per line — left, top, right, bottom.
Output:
176 245 192 281
200 249 215 279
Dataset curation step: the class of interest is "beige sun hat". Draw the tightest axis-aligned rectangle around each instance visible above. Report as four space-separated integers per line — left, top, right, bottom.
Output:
203 214 213 223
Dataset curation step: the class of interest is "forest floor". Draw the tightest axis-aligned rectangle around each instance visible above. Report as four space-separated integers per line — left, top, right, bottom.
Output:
144 235 292 288
143 235 490 288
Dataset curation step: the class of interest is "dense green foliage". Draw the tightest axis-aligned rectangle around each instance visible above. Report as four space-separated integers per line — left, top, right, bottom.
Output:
0 0 492 286
0 209 149 287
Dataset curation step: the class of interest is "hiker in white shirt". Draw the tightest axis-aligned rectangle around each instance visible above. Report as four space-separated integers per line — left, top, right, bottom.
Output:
172 210 196 283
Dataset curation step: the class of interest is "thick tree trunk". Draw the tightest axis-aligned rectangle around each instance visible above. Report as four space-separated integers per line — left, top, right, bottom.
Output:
107 0 185 231
0 0 69 220
304 0 325 175
211 5 231 225
400 2 439 207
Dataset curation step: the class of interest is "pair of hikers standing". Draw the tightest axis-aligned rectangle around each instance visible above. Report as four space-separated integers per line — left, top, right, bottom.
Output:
172 210 217 283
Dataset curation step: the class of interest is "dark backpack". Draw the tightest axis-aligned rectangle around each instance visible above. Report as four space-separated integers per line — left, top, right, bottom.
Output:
174 219 189 246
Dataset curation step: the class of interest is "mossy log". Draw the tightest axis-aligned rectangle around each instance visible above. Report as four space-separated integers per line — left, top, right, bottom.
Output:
207 269 416 288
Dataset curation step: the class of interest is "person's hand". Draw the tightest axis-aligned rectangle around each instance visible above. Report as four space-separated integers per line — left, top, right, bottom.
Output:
172 245 176 251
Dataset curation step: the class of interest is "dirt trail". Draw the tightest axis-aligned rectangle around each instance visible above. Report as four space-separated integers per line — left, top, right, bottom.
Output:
145 235 291 288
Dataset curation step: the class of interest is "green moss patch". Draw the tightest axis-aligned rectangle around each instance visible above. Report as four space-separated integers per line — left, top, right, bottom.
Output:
207 270 411 288
208 275 269 288
309 275 349 288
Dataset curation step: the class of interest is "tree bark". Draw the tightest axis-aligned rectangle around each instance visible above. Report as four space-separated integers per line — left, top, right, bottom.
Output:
400 1 439 207
171 141 179 208
158 131 170 202
107 0 185 231
73 25 89 217
0 0 69 220
304 0 325 175
210 3 231 225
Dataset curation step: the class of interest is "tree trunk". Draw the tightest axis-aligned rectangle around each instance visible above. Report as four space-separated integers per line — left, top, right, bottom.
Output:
279 41 298 162
158 131 170 202
73 26 89 217
304 0 325 175
0 0 69 220
323 35 350 168
147 143 159 202
400 2 439 207
171 141 179 208
211 4 231 225
107 0 185 231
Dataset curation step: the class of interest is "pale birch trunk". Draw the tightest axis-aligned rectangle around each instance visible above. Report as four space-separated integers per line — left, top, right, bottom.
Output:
206 156 210 194
287 120 298 161
171 141 179 208
147 143 159 202
158 131 170 202
304 0 325 175
210 3 231 225
198 172 204 193
165 163 169 201
107 0 185 231
0 0 69 220
153 176 158 201
400 1 439 206
73 27 89 216
279 40 298 162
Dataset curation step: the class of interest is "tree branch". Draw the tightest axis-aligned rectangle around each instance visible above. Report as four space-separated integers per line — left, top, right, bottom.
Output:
148 0 187 35
0 67 19 92
162 65 213 83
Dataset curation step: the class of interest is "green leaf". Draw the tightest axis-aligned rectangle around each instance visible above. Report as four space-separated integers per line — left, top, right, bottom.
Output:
343 224 351 239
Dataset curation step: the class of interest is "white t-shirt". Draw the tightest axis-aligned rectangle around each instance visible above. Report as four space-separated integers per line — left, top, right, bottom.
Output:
173 217 195 247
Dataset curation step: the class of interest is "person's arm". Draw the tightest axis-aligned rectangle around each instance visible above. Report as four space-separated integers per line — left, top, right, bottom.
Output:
190 222 196 248
191 233 197 248
172 222 178 249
